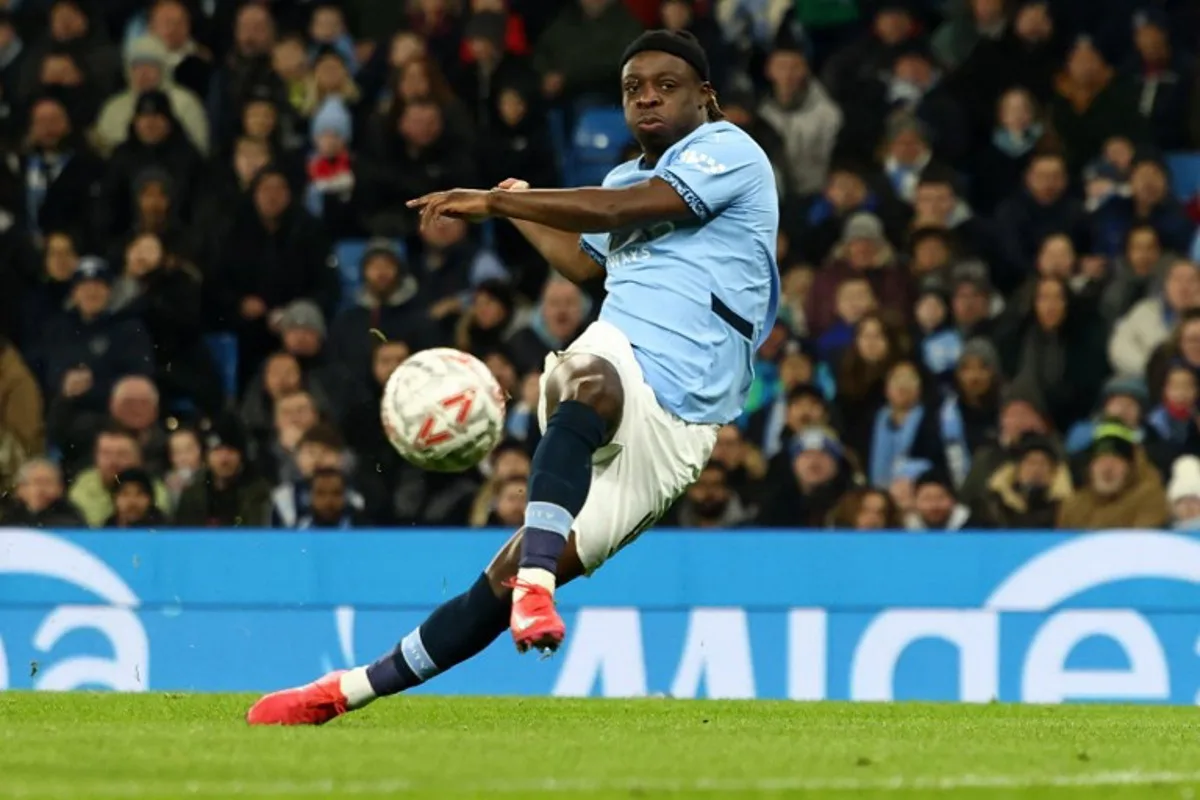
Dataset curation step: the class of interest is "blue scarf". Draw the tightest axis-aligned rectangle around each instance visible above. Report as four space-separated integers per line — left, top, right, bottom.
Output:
991 124 1043 158
940 396 970 487
869 405 925 488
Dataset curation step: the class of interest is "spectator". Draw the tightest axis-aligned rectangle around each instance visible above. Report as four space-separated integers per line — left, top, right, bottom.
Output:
959 385 1054 505
37 256 154 416
1 457 85 527
36 45 102 130
977 431 1072 529
49 372 167 478
0 337 44 491
215 165 338 387
16 93 105 241
507 277 588 373
821 2 919 104
175 417 271 527
1123 9 1193 152
1060 376 1180 484
300 47 361 121
105 467 168 527
866 360 945 489
328 239 427 379
479 81 558 288
298 467 367 528
1146 363 1200 452
211 3 277 140
1146 310 1200 407
932 0 1008 72
270 422 366 528
1000 276 1110 433
797 163 901 266
1100 224 1172 323
146 0 213 101
971 88 1051 216
1090 157 1194 259
110 232 220 413
241 353 329 464
1082 135 1135 213
757 426 856 527
709 422 769 511
18 0 121 103
358 100 478 237
806 212 908 338
912 276 959 382
1167 455 1200 530
909 168 1007 291
97 89 206 243
308 3 358 73
469 439 531 526
939 338 1002 486
259 389 321 485
905 468 977 531
1048 36 1146 178
1057 420 1167 529
454 10 537 130
757 43 842 198
665 460 752 528
834 312 907 461
1110 260 1200 378
828 486 903 529
190 136 271 274
164 426 203 510
68 424 169 528
993 151 1087 278
407 0 465 70
413 217 509 322
94 35 209 157
533 0 643 105
879 114 935 205
877 45 969 166
304 98 363 240
485 475 528 528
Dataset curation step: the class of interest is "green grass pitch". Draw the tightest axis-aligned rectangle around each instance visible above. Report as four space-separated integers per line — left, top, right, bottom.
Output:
2 694 1200 798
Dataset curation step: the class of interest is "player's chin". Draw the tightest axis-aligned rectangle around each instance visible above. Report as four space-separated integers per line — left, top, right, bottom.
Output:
632 126 677 151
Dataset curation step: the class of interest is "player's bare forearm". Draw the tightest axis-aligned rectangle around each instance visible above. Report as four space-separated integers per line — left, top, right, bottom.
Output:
486 179 693 233
508 218 604 283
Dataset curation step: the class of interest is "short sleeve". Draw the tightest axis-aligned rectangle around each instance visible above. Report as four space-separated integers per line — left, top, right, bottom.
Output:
580 232 608 267
656 130 763 221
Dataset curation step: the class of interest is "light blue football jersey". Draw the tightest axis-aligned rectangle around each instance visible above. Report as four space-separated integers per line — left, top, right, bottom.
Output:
579 120 780 425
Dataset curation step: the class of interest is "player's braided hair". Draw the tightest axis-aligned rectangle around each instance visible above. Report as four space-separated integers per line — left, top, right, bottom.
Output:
705 93 725 122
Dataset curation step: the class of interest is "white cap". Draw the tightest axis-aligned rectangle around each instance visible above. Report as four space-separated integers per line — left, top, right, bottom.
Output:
1168 456 1200 504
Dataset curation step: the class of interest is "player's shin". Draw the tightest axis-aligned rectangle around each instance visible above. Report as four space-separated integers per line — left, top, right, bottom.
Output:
344 573 511 703
517 400 606 595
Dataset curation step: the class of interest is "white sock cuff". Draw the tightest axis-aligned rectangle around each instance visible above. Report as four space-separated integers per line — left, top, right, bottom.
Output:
339 666 376 709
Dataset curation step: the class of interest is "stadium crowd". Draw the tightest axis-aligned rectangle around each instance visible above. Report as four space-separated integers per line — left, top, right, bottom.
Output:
2 0 1200 532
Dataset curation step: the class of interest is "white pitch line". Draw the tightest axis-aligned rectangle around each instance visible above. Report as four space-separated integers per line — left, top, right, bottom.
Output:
4 771 1200 797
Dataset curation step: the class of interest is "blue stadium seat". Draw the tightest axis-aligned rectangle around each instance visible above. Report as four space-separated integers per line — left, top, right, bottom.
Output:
204 332 239 399
568 107 629 186
333 239 368 307
1166 152 1200 201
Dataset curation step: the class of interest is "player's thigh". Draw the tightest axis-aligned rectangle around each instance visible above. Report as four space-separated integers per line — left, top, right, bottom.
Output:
573 393 718 570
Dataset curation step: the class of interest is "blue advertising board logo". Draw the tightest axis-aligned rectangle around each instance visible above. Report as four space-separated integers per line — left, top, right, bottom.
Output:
3 528 1200 703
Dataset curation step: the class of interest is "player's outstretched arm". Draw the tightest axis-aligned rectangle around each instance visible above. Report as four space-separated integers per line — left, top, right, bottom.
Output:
494 179 604 284
485 178 693 233
407 178 694 235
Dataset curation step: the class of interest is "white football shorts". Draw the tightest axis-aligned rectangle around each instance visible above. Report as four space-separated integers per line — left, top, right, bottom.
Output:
537 320 719 571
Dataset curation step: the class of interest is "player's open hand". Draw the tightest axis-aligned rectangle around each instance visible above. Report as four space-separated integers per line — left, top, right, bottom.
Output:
407 189 491 231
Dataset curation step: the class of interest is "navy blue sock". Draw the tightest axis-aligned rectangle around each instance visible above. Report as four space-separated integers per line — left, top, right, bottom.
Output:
521 400 608 572
365 573 510 696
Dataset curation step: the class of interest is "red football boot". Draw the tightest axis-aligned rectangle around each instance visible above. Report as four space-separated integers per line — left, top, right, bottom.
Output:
505 578 566 654
246 670 349 726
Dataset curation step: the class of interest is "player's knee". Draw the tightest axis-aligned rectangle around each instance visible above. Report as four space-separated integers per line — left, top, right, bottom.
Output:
548 356 624 430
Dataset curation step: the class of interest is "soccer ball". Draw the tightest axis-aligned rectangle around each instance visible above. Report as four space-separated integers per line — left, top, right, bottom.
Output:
381 348 507 472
